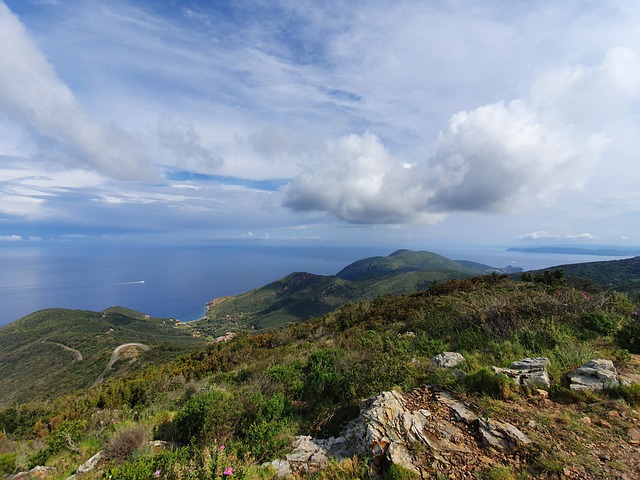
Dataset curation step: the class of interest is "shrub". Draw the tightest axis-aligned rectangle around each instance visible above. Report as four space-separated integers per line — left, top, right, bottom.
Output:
103 424 149 462
162 390 239 446
303 349 351 403
461 368 515 400
29 419 87 467
267 362 304 397
384 463 420 479
616 313 640 353
0 452 16 476
607 383 640 407
580 311 620 335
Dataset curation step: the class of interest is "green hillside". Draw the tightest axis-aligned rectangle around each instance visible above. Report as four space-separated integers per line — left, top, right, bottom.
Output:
542 256 640 296
0 274 638 479
0 306 206 405
196 250 488 335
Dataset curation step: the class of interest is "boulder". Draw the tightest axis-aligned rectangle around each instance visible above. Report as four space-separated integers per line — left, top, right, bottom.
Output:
569 359 619 390
431 352 465 368
271 386 532 478
492 357 551 388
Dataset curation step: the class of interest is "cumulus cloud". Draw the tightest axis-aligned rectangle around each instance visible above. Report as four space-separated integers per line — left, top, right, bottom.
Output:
283 132 445 224
0 234 22 241
0 2 151 179
282 42 640 224
426 100 608 212
284 100 608 223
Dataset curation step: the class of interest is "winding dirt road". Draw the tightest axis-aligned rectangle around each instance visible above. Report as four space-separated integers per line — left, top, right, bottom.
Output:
43 341 84 361
93 343 151 387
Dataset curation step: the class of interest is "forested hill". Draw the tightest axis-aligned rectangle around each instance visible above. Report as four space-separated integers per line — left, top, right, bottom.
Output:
196 249 504 335
528 256 640 296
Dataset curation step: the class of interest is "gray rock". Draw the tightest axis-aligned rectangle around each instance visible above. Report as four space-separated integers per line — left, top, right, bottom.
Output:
75 450 103 475
8 466 56 479
431 352 465 368
477 418 532 451
270 387 532 477
492 357 551 388
263 459 291 478
569 358 619 390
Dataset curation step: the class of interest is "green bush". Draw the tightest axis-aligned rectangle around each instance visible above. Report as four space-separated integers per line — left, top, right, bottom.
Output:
581 311 620 335
303 349 351 403
29 419 87 467
267 362 304 397
162 390 239 446
461 367 515 400
384 463 420 479
616 313 640 353
0 452 16 476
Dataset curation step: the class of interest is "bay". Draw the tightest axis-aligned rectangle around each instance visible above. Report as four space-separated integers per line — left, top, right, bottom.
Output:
0 242 633 327
0 243 388 326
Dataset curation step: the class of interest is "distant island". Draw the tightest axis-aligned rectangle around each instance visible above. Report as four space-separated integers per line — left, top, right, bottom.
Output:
507 246 640 256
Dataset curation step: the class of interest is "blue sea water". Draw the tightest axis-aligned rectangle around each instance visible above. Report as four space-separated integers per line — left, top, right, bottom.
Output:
0 242 633 327
0 243 390 326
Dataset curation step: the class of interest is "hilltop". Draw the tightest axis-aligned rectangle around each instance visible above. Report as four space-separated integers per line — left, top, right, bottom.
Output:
0 272 638 479
196 249 510 335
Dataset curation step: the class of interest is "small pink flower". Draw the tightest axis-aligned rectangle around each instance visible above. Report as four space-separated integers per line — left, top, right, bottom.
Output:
154 469 161 478
217 445 226 452
223 466 233 476
100 420 104 426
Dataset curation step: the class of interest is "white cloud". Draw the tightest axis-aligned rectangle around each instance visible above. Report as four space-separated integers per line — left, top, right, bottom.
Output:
426 100 608 212
284 132 445 224
518 231 595 241
284 98 608 223
0 234 22 241
0 2 152 180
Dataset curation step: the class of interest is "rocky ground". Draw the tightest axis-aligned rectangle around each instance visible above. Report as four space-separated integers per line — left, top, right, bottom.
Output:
274 355 640 479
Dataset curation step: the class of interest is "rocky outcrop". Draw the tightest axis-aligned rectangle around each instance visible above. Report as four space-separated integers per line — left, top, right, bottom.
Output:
66 451 103 479
431 352 465 368
569 359 620 390
492 357 551 388
7 466 55 479
268 386 532 478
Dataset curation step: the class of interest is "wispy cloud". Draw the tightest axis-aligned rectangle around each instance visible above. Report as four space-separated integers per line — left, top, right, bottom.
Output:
519 231 596 241
1 0 640 246
0 2 152 179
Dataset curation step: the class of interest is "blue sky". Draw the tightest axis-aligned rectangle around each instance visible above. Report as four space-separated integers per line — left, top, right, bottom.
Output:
1 0 640 250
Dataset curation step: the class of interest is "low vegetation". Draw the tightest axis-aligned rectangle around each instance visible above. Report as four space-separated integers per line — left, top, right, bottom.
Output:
0 266 639 478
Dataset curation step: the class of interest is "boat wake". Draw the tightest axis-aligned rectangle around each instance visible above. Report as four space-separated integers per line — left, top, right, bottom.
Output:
108 280 146 286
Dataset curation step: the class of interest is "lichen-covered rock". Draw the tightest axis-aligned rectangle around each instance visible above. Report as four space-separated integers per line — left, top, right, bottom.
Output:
272 386 532 478
432 352 465 368
492 357 551 388
569 359 619 390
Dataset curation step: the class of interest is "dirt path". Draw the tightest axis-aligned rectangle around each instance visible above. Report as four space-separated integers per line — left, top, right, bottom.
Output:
93 343 151 387
43 341 83 361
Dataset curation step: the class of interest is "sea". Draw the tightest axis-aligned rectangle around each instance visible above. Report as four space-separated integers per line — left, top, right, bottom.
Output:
0 242 634 327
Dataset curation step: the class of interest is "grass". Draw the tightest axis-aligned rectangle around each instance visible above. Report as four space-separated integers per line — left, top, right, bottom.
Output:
0 275 637 478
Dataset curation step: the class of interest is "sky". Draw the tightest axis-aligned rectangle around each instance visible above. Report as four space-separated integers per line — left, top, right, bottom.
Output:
1 0 640 251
